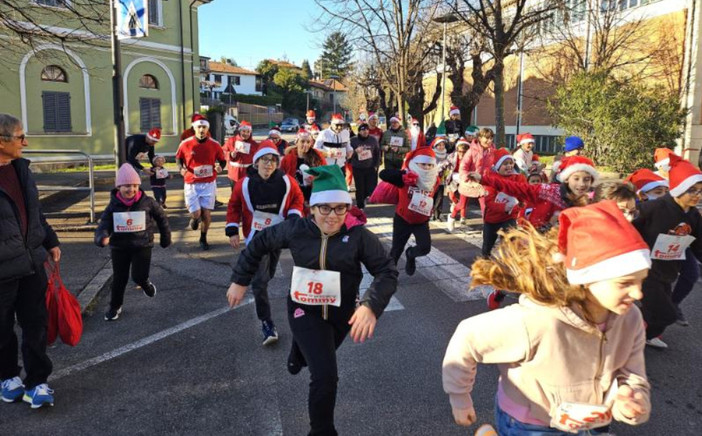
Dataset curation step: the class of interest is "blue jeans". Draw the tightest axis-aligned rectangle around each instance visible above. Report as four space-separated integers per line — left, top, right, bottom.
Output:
495 401 610 436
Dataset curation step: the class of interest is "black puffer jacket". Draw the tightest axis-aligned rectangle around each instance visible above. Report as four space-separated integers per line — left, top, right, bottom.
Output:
231 216 398 319
94 188 171 250
0 159 59 282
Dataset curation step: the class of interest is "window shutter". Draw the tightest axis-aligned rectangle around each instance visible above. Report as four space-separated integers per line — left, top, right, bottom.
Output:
140 97 161 131
56 93 71 132
42 91 56 131
148 0 159 26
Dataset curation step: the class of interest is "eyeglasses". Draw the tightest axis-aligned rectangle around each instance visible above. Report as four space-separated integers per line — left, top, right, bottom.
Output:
685 187 702 197
315 204 348 215
259 156 279 166
4 134 26 141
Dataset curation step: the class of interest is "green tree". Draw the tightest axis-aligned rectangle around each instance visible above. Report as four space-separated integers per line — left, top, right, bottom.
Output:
317 31 354 79
301 59 313 79
256 60 280 95
548 72 686 173
273 68 310 113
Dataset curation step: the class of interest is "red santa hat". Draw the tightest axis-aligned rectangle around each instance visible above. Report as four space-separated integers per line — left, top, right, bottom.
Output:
557 156 598 183
239 120 252 131
558 200 651 285
389 115 401 124
252 140 280 163
430 137 447 148
297 128 312 139
654 147 675 171
368 112 379 120
625 168 669 194
517 133 535 146
191 114 209 128
269 126 281 137
456 138 471 148
331 113 344 125
668 154 702 197
411 117 419 125
532 154 540 162
492 148 514 171
308 123 320 133
403 146 436 168
306 110 316 119
449 105 460 116
146 127 161 143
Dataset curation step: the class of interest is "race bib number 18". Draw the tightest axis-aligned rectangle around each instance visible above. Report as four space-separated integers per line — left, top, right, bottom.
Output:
290 266 341 307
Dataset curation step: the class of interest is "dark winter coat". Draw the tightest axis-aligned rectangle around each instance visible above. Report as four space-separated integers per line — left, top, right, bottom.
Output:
94 188 171 250
231 216 398 320
126 134 155 171
0 158 60 282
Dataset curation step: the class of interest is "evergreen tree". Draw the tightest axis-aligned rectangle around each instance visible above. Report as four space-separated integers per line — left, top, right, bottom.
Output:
317 31 353 79
301 60 313 79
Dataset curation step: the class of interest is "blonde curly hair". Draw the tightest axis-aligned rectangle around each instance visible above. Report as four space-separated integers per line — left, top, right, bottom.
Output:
471 223 594 319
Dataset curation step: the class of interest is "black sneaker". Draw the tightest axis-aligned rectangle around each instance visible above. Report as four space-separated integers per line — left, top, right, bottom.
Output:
142 281 157 298
287 343 306 375
214 200 224 208
404 248 416 276
675 304 690 327
261 319 279 346
189 217 200 231
161 203 168 209
199 240 210 251
104 306 122 321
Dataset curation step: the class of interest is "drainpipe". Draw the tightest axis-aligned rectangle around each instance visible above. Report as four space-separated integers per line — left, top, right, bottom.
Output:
179 0 187 131
189 0 198 116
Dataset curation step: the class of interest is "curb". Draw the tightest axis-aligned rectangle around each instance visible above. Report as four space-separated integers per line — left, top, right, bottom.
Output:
77 260 112 314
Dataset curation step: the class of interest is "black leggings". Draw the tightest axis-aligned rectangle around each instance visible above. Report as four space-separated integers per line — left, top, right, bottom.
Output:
251 250 281 321
110 247 152 309
288 304 353 436
389 213 431 263
352 167 377 209
481 219 516 258
432 184 445 220
641 276 677 339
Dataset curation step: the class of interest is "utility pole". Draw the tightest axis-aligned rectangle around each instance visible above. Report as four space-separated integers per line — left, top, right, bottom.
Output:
110 0 126 166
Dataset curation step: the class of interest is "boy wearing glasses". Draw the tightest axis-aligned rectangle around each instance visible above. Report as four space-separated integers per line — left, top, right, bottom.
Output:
225 141 304 346
632 154 702 349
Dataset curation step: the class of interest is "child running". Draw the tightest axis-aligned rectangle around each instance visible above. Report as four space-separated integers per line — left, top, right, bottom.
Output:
95 164 171 321
443 201 652 435
446 139 470 231
149 155 170 208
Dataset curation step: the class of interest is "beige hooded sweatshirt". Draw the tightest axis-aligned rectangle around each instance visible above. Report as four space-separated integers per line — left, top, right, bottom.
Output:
442 295 650 427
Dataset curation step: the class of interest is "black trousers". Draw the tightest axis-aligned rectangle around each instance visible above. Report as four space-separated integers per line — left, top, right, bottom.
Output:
481 219 517 258
251 250 281 321
640 276 677 339
110 247 152 309
432 184 445 220
0 266 53 389
671 248 699 305
352 167 377 209
288 302 353 436
151 186 167 204
389 213 432 264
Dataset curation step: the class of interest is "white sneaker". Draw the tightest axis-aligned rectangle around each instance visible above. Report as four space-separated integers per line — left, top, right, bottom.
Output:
645 337 668 349
446 217 455 232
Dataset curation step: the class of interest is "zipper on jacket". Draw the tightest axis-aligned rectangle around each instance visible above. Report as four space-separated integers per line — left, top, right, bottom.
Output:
594 330 608 401
319 233 329 320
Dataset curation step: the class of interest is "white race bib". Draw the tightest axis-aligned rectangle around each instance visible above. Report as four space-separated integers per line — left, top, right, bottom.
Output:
358 147 372 161
290 266 341 306
155 168 169 179
389 136 404 147
408 188 433 216
651 234 696 260
113 211 146 233
326 147 344 159
550 380 617 433
495 192 519 214
235 140 250 154
193 165 213 178
251 211 283 232
448 133 459 142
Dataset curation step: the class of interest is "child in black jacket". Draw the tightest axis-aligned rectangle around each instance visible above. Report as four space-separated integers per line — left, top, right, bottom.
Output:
95 164 171 321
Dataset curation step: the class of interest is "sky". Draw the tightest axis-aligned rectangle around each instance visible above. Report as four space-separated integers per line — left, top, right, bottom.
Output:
198 1 325 72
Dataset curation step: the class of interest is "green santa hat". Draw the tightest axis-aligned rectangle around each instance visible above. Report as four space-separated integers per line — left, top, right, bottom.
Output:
436 119 447 137
465 125 479 135
308 165 353 206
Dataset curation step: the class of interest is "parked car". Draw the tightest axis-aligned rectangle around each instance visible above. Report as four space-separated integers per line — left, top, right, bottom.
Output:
280 118 300 132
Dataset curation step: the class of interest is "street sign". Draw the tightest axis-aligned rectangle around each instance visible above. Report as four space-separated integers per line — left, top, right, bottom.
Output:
117 0 149 40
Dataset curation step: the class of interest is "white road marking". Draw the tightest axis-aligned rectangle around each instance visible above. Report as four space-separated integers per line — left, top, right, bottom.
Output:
49 298 253 382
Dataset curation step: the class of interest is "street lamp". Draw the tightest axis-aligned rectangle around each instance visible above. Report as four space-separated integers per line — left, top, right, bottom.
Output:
432 13 460 121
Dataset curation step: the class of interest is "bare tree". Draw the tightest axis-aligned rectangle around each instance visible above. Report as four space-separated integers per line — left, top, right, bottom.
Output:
449 0 560 145
314 0 444 126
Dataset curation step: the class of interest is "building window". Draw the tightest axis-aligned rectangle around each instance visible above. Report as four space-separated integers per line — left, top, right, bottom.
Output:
148 0 162 26
41 65 68 83
255 76 262 92
213 74 222 84
229 76 241 86
35 0 68 8
140 97 161 131
139 74 159 89
42 91 71 132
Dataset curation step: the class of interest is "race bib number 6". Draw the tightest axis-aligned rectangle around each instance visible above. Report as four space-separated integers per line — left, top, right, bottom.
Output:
290 266 341 307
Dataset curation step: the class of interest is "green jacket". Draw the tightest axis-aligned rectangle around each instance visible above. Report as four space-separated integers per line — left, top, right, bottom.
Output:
381 128 410 170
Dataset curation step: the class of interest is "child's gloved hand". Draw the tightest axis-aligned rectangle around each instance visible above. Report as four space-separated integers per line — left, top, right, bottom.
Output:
402 171 418 186
160 235 171 248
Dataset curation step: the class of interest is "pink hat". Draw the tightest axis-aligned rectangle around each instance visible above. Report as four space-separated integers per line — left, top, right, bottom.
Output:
116 164 141 187
558 200 650 285
252 140 280 163
668 154 702 197
146 128 161 143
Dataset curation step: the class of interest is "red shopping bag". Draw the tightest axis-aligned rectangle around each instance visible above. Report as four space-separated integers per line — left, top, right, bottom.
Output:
46 264 83 346
368 181 399 205
45 264 59 345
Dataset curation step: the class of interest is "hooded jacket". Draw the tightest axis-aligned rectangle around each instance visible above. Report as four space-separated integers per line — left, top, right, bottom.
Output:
94 188 171 250
0 158 59 282
380 128 410 170
230 214 398 320
443 295 651 427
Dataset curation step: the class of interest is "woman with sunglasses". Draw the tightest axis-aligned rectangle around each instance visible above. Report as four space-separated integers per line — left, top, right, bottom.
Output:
225 141 305 346
227 165 398 435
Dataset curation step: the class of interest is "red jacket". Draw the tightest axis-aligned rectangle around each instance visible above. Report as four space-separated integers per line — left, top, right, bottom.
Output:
226 172 304 244
396 179 441 224
481 172 567 229
223 135 258 182
280 147 327 179
483 172 527 224
459 141 496 182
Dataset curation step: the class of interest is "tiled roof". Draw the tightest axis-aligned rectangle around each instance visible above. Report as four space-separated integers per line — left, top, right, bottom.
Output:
309 79 348 92
208 61 258 75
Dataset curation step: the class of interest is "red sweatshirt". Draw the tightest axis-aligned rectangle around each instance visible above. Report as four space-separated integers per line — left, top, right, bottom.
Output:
483 172 527 224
